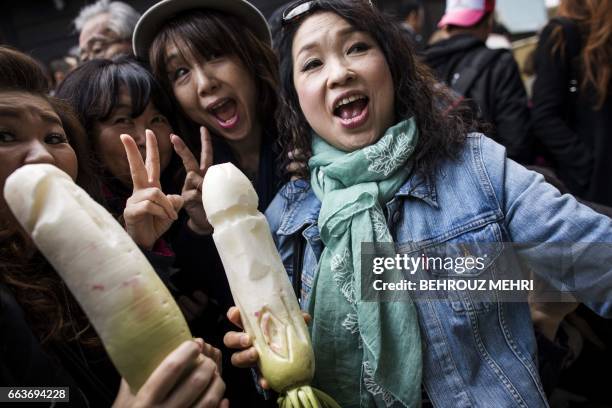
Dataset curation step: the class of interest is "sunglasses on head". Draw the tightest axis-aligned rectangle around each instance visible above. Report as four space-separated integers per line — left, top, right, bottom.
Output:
281 0 374 27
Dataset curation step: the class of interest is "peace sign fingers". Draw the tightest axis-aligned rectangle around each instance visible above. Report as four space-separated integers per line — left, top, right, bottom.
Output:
121 130 162 190
120 134 148 190
171 133 200 174
121 130 181 248
170 127 214 236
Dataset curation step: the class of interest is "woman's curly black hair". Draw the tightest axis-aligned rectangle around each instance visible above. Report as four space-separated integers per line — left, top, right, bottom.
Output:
275 0 478 179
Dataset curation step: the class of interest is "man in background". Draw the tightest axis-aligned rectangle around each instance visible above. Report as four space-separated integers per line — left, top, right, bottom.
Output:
74 0 140 63
49 56 77 89
385 0 425 52
423 0 532 163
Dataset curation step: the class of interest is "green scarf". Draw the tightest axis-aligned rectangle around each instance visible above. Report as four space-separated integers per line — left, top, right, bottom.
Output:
308 118 422 407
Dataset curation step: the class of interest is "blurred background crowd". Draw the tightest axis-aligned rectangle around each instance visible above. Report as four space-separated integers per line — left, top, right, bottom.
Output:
0 0 573 96
2 0 610 208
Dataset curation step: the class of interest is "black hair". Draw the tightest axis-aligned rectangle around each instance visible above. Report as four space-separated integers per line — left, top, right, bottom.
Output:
56 55 177 136
55 55 182 197
148 10 279 146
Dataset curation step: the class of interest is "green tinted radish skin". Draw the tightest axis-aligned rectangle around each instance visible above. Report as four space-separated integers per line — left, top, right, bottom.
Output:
203 164 341 408
212 210 315 392
3 164 192 391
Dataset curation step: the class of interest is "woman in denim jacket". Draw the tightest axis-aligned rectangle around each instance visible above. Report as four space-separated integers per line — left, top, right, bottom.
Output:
224 1 612 406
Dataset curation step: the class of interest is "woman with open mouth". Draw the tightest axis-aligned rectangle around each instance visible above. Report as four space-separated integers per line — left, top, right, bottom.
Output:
133 0 281 217
224 1 612 407
132 0 282 405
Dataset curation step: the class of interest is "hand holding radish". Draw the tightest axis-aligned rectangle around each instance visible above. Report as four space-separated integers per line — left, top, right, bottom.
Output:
223 306 312 390
112 339 229 408
223 307 259 368
171 127 214 235
121 130 183 249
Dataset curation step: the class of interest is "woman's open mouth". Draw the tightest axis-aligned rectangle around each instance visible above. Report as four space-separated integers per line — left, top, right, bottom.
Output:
208 98 240 130
333 94 370 129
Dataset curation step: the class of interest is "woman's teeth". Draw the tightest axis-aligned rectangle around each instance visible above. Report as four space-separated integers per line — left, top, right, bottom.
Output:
334 95 369 119
334 94 367 111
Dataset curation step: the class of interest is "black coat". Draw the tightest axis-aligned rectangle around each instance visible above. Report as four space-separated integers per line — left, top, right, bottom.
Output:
170 136 281 407
400 24 425 54
424 34 532 163
531 18 612 206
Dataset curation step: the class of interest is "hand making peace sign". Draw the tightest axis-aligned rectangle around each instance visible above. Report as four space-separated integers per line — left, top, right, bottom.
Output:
170 126 214 235
121 130 184 250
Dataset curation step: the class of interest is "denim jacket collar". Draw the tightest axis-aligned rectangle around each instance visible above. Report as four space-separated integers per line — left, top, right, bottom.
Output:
277 171 438 236
396 169 439 208
277 179 321 236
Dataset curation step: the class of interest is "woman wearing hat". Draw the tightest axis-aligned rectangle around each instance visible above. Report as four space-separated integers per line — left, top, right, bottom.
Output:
133 0 280 223
133 1 282 405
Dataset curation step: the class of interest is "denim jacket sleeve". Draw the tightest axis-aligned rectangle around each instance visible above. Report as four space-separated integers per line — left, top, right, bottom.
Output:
480 136 612 316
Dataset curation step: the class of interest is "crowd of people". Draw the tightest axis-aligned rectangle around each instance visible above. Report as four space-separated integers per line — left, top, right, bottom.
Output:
1 0 611 406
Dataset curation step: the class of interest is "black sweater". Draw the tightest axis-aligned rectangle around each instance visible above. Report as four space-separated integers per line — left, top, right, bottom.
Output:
531 18 612 206
169 136 281 407
424 34 532 163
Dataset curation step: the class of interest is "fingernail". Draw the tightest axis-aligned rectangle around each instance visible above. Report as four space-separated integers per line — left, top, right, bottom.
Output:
240 334 250 347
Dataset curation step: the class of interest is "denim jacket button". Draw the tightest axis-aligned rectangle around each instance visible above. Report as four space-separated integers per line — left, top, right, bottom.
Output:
392 211 400 223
